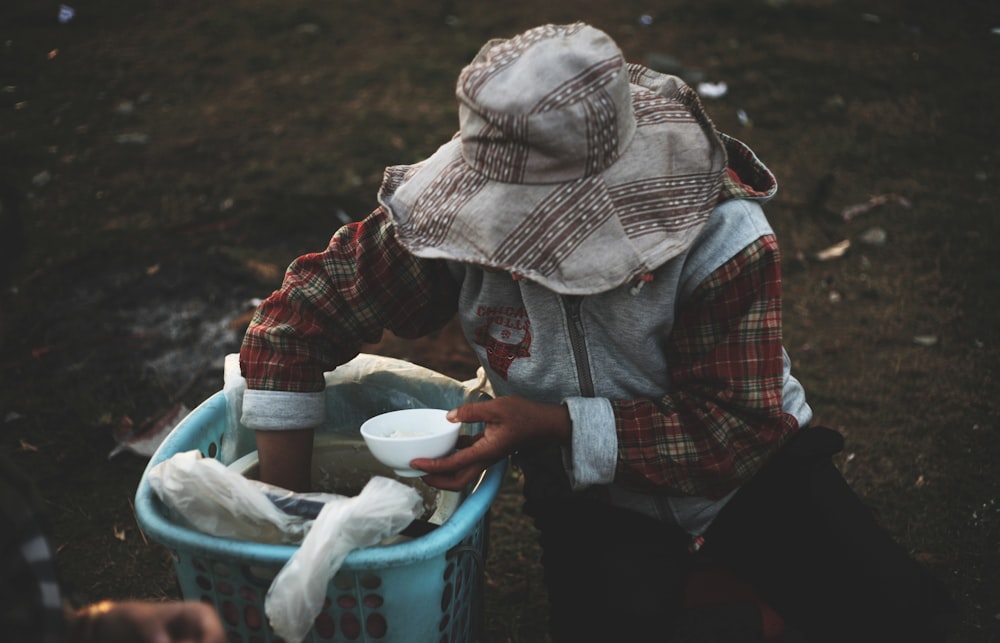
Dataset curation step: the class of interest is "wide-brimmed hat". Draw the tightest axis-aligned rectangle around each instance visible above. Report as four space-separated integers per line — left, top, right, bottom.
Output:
377 23 728 295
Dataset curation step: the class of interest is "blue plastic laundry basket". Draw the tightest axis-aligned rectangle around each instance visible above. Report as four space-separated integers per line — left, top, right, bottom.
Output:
135 356 504 643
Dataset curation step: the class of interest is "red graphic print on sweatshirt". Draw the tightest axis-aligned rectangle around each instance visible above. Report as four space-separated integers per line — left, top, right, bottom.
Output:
473 305 532 379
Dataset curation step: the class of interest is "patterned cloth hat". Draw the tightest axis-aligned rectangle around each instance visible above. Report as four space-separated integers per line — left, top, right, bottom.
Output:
377 23 728 295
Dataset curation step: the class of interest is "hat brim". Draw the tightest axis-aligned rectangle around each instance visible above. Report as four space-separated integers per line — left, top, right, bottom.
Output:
378 68 727 295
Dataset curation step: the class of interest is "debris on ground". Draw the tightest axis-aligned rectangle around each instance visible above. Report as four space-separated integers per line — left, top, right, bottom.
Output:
858 227 888 246
697 82 728 99
109 402 190 459
815 239 851 261
841 194 912 222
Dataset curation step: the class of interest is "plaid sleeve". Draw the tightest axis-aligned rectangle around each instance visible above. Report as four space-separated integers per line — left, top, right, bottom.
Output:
610 235 799 498
240 207 460 392
1 456 66 643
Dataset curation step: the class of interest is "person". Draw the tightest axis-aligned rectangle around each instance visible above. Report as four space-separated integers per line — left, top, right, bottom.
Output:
239 23 956 642
0 451 225 643
0 181 225 643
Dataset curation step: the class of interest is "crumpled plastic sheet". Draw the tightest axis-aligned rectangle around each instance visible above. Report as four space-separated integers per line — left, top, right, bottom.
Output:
265 476 423 642
147 450 341 545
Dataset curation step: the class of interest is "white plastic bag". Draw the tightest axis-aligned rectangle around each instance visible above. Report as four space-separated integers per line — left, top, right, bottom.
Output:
147 450 341 544
265 476 423 643
221 353 255 464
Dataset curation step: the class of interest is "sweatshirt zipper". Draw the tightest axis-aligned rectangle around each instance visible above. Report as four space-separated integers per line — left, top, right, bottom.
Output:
562 295 596 397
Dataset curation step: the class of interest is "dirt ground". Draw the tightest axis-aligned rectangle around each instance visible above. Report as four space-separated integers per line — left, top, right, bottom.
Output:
1 0 998 641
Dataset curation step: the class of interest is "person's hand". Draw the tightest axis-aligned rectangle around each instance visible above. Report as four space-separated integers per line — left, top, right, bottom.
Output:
411 396 571 491
71 600 225 643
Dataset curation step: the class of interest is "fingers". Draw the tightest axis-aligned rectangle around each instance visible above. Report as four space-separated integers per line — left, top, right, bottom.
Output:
453 434 476 449
419 465 484 491
85 601 225 643
411 433 493 491
410 437 484 475
147 601 226 643
174 602 225 643
446 400 496 424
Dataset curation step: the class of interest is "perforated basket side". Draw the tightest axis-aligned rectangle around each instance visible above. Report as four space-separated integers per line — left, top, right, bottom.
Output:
135 389 505 643
170 516 488 643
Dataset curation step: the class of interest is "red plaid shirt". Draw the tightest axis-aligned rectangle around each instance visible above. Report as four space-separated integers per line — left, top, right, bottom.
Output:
241 203 797 498
241 212 459 393
611 236 798 497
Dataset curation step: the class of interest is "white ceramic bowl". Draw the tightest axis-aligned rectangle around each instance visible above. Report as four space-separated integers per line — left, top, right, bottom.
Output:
360 408 460 477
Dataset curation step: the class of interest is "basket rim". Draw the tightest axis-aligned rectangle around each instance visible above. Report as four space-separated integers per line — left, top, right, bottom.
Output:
134 391 505 569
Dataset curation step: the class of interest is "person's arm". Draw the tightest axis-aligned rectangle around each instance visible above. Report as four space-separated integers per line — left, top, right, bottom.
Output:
610 234 799 498
239 207 459 489
253 428 315 492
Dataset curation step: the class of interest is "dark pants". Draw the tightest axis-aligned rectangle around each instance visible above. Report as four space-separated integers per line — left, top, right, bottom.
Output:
524 428 957 643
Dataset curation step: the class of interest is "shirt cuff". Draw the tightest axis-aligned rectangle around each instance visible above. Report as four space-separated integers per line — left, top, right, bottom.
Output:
561 396 618 489
241 389 325 431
